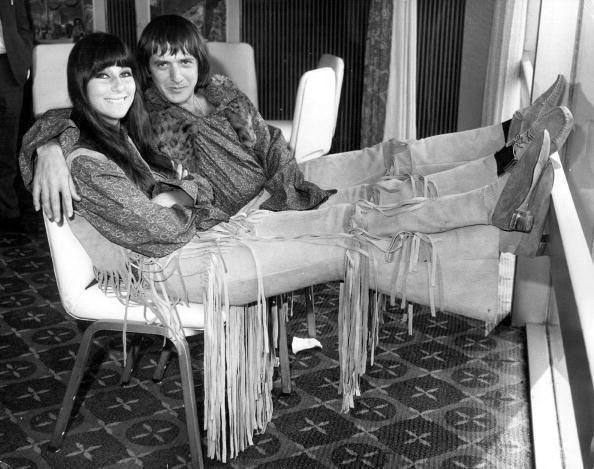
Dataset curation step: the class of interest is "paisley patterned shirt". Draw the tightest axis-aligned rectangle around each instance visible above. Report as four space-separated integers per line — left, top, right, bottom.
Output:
65 144 205 258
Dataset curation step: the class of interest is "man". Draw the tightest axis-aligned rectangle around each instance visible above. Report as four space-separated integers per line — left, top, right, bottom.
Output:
0 0 33 230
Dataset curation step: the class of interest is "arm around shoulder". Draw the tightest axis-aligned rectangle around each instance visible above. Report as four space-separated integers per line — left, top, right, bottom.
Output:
19 108 80 221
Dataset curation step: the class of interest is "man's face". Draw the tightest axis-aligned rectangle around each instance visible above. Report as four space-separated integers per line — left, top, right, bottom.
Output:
149 49 198 111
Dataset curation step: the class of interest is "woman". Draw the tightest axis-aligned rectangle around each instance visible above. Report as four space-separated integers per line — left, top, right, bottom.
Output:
63 32 284 462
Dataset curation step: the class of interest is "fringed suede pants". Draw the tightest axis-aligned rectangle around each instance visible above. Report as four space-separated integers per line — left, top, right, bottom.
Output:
158 123 516 417
165 122 509 323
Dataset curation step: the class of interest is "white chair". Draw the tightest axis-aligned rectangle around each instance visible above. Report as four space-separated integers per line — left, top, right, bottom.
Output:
269 54 344 163
317 54 344 136
269 67 335 164
42 215 206 468
32 43 74 116
206 41 259 109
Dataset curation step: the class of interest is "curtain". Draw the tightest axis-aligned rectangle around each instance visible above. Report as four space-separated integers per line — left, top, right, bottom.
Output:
361 0 417 148
360 0 393 148
481 0 528 125
384 0 417 141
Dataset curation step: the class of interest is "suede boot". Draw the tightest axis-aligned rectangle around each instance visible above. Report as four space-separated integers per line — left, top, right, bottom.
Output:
492 130 550 232
499 159 554 256
507 74 567 144
511 106 574 157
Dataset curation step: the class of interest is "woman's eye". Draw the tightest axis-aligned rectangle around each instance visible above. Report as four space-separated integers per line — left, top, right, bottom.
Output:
121 70 133 78
95 72 108 79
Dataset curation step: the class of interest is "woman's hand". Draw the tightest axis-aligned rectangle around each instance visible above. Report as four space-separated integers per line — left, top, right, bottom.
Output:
152 190 193 208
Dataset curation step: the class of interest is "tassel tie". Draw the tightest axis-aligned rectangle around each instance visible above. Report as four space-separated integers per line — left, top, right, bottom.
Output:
373 173 438 200
384 232 441 334
385 144 412 178
339 224 442 412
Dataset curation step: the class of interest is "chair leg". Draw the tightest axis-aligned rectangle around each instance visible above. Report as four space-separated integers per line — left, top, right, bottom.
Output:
49 321 103 450
305 286 316 338
120 334 142 385
171 335 204 469
152 343 173 382
277 295 292 394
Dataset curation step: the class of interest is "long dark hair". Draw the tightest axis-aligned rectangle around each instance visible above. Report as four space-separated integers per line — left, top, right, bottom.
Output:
67 32 173 194
136 15 210 92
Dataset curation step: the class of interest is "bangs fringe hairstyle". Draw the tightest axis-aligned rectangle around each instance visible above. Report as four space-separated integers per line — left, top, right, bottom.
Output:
68 32 173 195
136 15 210 91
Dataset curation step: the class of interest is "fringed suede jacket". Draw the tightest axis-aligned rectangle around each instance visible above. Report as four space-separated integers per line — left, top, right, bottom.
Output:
19 74 334 257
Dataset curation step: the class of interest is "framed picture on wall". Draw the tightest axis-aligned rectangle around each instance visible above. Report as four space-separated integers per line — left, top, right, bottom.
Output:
150 0 226 41
29 0 93 44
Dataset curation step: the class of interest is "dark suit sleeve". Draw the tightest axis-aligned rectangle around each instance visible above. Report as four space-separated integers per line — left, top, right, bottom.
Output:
16 0 33 52
2 0 34 84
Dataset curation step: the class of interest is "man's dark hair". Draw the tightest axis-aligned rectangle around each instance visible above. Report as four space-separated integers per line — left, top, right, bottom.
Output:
136 15 210 91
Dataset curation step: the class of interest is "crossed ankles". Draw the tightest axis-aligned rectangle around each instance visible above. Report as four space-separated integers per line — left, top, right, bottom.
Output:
511 105 573 157
495 105 573 176
507 74 567 144
491 129 552 233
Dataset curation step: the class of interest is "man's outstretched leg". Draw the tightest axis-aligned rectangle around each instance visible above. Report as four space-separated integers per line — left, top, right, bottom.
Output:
321 104 570 208
350 130 552 237
304 82 569 201
255 130 552 243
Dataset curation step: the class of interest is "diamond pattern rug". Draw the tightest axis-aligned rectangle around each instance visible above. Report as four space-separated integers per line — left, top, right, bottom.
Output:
0 209 533 468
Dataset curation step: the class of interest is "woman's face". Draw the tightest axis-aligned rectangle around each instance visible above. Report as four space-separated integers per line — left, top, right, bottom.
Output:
87 65 135 125
149 49 198 110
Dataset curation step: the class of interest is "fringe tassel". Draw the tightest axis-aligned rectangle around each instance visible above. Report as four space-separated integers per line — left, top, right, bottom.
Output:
203 251 228 460
339 240 370 412
199 241 273 461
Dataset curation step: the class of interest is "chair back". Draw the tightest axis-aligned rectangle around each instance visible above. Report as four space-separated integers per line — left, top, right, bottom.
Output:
31 41 259 116
31 43 74 117
289 67 336 164
206 42 259 109
317 54 344 136
42 215 99 317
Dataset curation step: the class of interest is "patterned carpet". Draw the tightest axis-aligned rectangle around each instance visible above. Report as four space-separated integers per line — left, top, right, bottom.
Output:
0 205 534 469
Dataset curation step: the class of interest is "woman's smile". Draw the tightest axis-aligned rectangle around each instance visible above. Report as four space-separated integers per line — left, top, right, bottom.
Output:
87 65 135 125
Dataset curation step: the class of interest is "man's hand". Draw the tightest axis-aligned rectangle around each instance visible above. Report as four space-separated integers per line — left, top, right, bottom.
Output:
174 162 188 180
32 140 80 222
